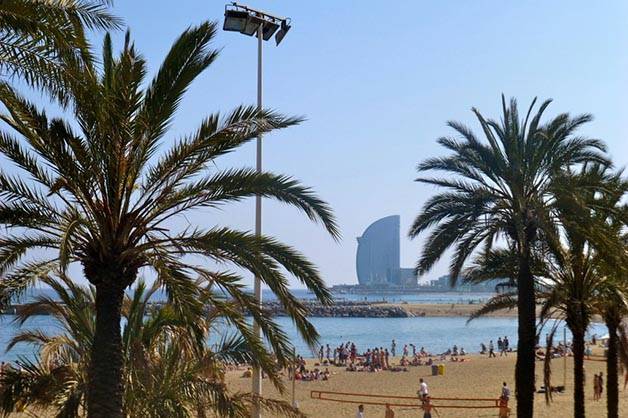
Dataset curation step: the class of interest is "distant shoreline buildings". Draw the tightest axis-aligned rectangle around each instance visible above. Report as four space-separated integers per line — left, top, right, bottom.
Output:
355 215 416 287
330 215 502 294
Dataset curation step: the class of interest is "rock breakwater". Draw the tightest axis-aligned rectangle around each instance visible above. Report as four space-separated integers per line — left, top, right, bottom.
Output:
262 301 413 318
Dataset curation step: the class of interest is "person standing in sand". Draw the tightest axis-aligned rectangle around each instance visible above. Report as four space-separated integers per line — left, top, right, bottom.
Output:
421 396 437 418
384 404 394 418
593 373 598 400
356 404 365 418
391 339 396 357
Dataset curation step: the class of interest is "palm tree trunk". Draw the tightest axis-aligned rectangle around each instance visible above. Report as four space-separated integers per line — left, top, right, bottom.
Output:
571 328 586 418
87 284 125 418
605 316 619 418
515 250 536 418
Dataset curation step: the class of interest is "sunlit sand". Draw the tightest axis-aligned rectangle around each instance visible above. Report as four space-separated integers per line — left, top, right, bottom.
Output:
226 350 627 417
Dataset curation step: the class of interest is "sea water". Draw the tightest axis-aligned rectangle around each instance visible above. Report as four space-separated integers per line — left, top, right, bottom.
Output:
0 289 608 360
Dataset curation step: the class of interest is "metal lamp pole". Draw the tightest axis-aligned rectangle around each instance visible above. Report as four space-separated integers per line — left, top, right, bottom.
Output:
252 23 263 416
223 4 292 418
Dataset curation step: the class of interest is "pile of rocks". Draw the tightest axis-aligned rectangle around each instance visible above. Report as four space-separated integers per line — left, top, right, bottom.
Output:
262 301 413 318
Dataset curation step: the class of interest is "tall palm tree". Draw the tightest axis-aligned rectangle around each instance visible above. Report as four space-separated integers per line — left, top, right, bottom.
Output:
0 0 121 99
592 207 628 418
467 166 628 418
409 96 608 417
0 22 339 418
0 276 306 417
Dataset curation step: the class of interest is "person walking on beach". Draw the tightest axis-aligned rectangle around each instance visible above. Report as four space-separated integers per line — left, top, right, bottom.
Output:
418 378 429 400
384 404 395 418
598 372 604 398
319 345 324 362
488 340 496 358
356 404 365 418
325 344 331 361
501 382 510 401
421 396 437 418
498 382 511 418
391 339 396 357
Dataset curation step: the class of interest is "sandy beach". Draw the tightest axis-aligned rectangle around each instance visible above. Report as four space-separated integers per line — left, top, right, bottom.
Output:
225 351 628 417
384 302 519 318
381 303 604 322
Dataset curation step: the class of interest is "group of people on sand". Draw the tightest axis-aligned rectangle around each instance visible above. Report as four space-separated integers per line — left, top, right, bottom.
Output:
315 339 478 373
318 342 361 366
535 340 573 360
294 355 332 381
480 335 511 358
353 377 436 418
593 372 604 400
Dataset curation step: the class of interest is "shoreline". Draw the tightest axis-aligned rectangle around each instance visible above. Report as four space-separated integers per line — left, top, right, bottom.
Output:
384 303 604 322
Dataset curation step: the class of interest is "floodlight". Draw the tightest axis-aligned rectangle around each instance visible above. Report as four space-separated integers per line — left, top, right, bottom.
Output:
242 14 264 36
223 9 248 32
262 20 279 40
275 20 291 45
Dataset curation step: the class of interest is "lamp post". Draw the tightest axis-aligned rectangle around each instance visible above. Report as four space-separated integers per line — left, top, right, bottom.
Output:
223 3 291 417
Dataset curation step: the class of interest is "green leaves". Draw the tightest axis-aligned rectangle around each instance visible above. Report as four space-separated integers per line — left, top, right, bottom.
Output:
411 96 609 286
0 0 121 102
0 20 338 417
1 278 304 417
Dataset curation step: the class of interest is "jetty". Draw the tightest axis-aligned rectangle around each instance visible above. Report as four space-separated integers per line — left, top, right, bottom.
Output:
263 300 413 318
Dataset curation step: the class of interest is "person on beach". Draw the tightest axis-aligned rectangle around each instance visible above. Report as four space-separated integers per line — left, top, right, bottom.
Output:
598 372 604 398
356 404 365 418
379 348 386 370
326 344 331 361
593 373 599 400
384 404 395 418
403 344 409 357
497 337 503 353
319 345 324 362
418 378 429 400
391 339 396 357
488 340 496 358
498 382 510 417
421 396 436 418
501 382 510 401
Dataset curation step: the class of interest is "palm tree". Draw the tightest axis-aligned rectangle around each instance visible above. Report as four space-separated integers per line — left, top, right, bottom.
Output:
0 22 339 418
592 209 628 418
409 96 608 417
0 0 121 99
466 166 628 418
0 276 306 417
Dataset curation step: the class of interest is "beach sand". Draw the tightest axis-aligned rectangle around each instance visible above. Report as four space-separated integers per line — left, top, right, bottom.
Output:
226 351 628 417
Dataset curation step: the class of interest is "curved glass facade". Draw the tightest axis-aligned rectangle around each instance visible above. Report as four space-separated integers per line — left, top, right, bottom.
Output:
356 215 401 286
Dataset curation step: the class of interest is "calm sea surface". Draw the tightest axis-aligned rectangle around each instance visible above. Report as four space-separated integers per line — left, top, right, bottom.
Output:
0 289 608 360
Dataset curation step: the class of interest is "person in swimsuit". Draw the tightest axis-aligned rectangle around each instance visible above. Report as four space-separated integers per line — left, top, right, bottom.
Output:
421 396 436 418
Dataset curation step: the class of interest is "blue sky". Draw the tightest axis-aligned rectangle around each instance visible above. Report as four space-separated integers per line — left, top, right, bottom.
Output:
12 1 628 288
